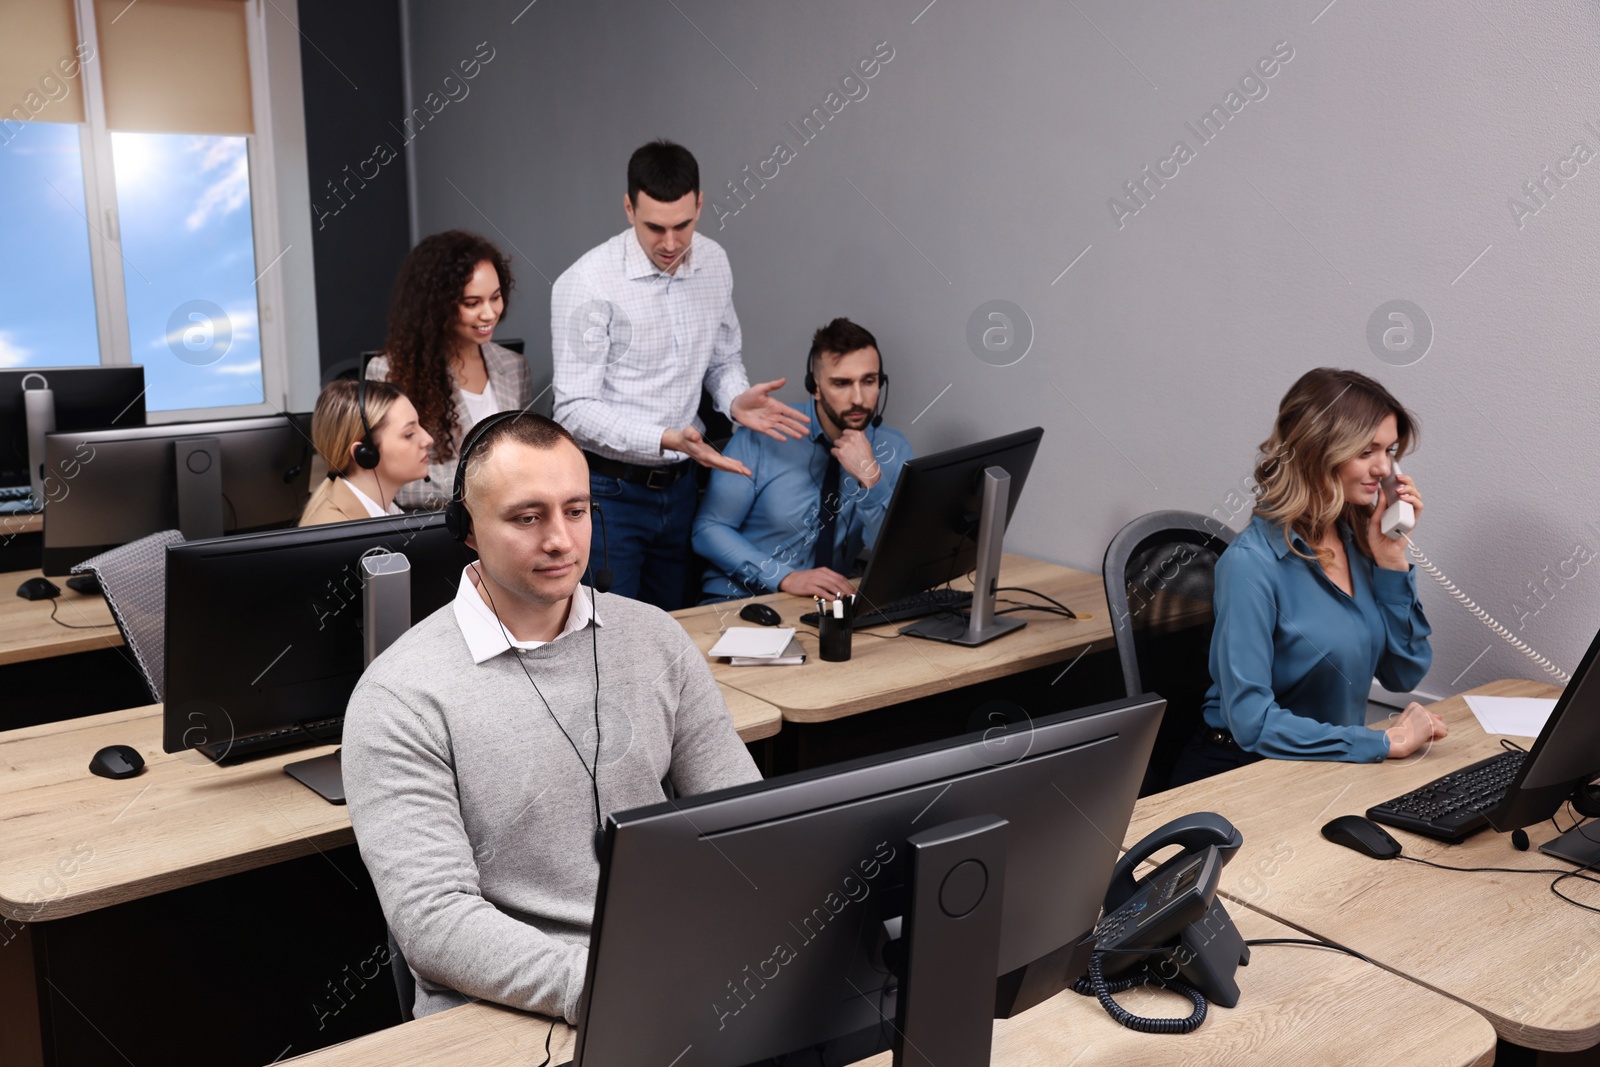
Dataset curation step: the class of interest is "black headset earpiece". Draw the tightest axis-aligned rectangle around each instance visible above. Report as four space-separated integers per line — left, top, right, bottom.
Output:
444 410 523 542
592 503 614 594
353 375 381 471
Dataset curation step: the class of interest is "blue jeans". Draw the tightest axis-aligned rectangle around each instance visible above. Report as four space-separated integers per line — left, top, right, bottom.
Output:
590 471 698 611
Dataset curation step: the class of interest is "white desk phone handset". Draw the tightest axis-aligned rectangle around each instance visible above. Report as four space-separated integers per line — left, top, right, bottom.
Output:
1379 464 1415 540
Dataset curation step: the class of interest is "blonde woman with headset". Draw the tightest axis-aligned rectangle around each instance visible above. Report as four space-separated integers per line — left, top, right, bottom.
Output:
300 378 435 526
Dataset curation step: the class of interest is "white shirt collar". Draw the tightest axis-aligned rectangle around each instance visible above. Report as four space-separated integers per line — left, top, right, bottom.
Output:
623 228 696 280
451 563 602 664
343 478 402 519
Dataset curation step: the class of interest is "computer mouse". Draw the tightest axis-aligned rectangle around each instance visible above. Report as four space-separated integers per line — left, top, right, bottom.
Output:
1321 815 1401 859
16 576 60 601
740 602 782 626
89 744 146 780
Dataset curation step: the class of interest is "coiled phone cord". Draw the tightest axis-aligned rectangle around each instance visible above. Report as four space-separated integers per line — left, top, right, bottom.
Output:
1071 951 1208 1034
1403 535 1570 684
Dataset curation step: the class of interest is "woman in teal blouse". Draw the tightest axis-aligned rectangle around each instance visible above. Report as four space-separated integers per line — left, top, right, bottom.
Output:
1171 368 1448 787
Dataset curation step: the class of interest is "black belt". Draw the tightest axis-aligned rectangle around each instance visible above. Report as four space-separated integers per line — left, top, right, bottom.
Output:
583 451 693 490
1202 727 1242 750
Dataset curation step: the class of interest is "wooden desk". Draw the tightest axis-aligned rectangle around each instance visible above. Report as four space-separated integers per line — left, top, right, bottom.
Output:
0 694 778 923
673 554 1112 723
0 568 121 665
1128 679 1599 1052
281 906 1493 1067
2 511 43 537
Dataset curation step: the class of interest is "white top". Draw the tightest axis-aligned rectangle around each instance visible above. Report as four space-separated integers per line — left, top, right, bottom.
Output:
459 378 501 429
451 564 603 662
345 479 403 519
551 229 751 465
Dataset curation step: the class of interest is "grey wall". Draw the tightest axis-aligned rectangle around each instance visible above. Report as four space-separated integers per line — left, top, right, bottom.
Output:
401 0 1600 699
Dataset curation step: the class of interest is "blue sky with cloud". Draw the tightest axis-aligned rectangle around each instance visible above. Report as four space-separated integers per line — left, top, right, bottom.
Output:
0 123 100 371
0 122 263 410
113 131 262 409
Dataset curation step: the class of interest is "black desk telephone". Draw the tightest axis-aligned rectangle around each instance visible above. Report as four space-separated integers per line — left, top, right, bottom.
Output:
1073 812 1251 1033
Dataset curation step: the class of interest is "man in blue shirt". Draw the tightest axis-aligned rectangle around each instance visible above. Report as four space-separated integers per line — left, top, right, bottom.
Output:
694 318 911 602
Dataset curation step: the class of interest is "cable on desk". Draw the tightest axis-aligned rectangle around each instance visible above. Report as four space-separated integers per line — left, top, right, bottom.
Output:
1071 952 1208 1034
995 600 1079 619
994 586 1078 618
47 600 112 629
1244 937 1373 965
1395 844 1600 916
533 1018 557 1066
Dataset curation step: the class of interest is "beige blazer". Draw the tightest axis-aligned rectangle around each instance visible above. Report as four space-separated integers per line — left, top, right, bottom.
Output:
366 341 534 510
299 477 378 527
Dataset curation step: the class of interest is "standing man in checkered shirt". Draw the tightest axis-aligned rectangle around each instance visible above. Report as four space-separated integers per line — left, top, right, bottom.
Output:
552 140 809 610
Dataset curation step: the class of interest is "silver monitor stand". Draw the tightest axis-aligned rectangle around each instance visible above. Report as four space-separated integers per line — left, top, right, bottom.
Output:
287 550 412 803
901 466 1027 647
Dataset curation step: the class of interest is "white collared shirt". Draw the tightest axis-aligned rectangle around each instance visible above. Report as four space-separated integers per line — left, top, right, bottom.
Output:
345 479 403 519
551 229 751 465
451 564 602 663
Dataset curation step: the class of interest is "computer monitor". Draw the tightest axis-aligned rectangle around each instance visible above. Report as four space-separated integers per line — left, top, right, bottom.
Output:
576 694 1164 1066
39 413 313 575
0 365 146 493
162 513 475 766
855 426 1044 645
1488 625 1600 866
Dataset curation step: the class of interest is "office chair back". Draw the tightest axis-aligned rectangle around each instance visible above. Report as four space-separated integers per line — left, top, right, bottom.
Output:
1102 510 1234 795
71 529 185 703
388 926 416 1023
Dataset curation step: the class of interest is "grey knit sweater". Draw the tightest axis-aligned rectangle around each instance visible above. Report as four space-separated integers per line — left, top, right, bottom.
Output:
342 591 760 1023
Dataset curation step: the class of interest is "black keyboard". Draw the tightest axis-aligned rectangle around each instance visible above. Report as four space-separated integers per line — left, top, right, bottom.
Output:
799 588 973 630
1367 749 1525 843
0 484 41 514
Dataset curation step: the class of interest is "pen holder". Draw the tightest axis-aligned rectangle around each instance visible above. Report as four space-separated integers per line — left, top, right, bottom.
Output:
817 601 853 662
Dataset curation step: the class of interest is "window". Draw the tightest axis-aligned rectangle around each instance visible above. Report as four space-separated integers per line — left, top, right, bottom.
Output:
0 120 100 370
112 132 264 408
0 0 284 418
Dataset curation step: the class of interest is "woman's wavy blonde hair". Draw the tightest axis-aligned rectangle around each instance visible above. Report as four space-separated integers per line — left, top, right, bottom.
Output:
1253 368 1418 565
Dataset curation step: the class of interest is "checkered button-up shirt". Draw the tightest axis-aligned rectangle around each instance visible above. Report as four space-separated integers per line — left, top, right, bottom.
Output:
551 229 750 466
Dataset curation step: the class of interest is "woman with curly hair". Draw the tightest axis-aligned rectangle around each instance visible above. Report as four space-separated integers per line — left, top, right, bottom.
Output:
366 230 533 509
1169 367 1444 787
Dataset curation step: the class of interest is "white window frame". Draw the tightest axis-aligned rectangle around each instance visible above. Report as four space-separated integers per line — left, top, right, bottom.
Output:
71 0 290 424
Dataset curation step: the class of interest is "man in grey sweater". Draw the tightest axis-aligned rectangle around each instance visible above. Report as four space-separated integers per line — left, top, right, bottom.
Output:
342 412 760 1024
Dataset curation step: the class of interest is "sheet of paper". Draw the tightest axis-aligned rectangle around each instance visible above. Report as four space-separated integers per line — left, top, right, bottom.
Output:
1463 695 1558 738
708 626 797 660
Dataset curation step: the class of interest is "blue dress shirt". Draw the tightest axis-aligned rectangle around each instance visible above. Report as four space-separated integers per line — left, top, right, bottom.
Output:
1202 514 1432 763
693 399 911 601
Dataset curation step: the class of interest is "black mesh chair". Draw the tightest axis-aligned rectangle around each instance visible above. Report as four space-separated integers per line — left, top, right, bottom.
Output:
1102 510 1235 795
388 926 415 1023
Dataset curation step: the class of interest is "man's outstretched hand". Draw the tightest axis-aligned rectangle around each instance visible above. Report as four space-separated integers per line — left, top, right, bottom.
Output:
730 378 810 442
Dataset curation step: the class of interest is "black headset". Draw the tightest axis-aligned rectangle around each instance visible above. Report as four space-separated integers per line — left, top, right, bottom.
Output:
352 375 381 471
804 343 888 429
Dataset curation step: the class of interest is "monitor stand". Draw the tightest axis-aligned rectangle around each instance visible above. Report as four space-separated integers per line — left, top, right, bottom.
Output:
893 814 1007 1066
174 436 225 540
901 466 1027 647
286 551 413 805
1538 821 1600 869
22 374 54 502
